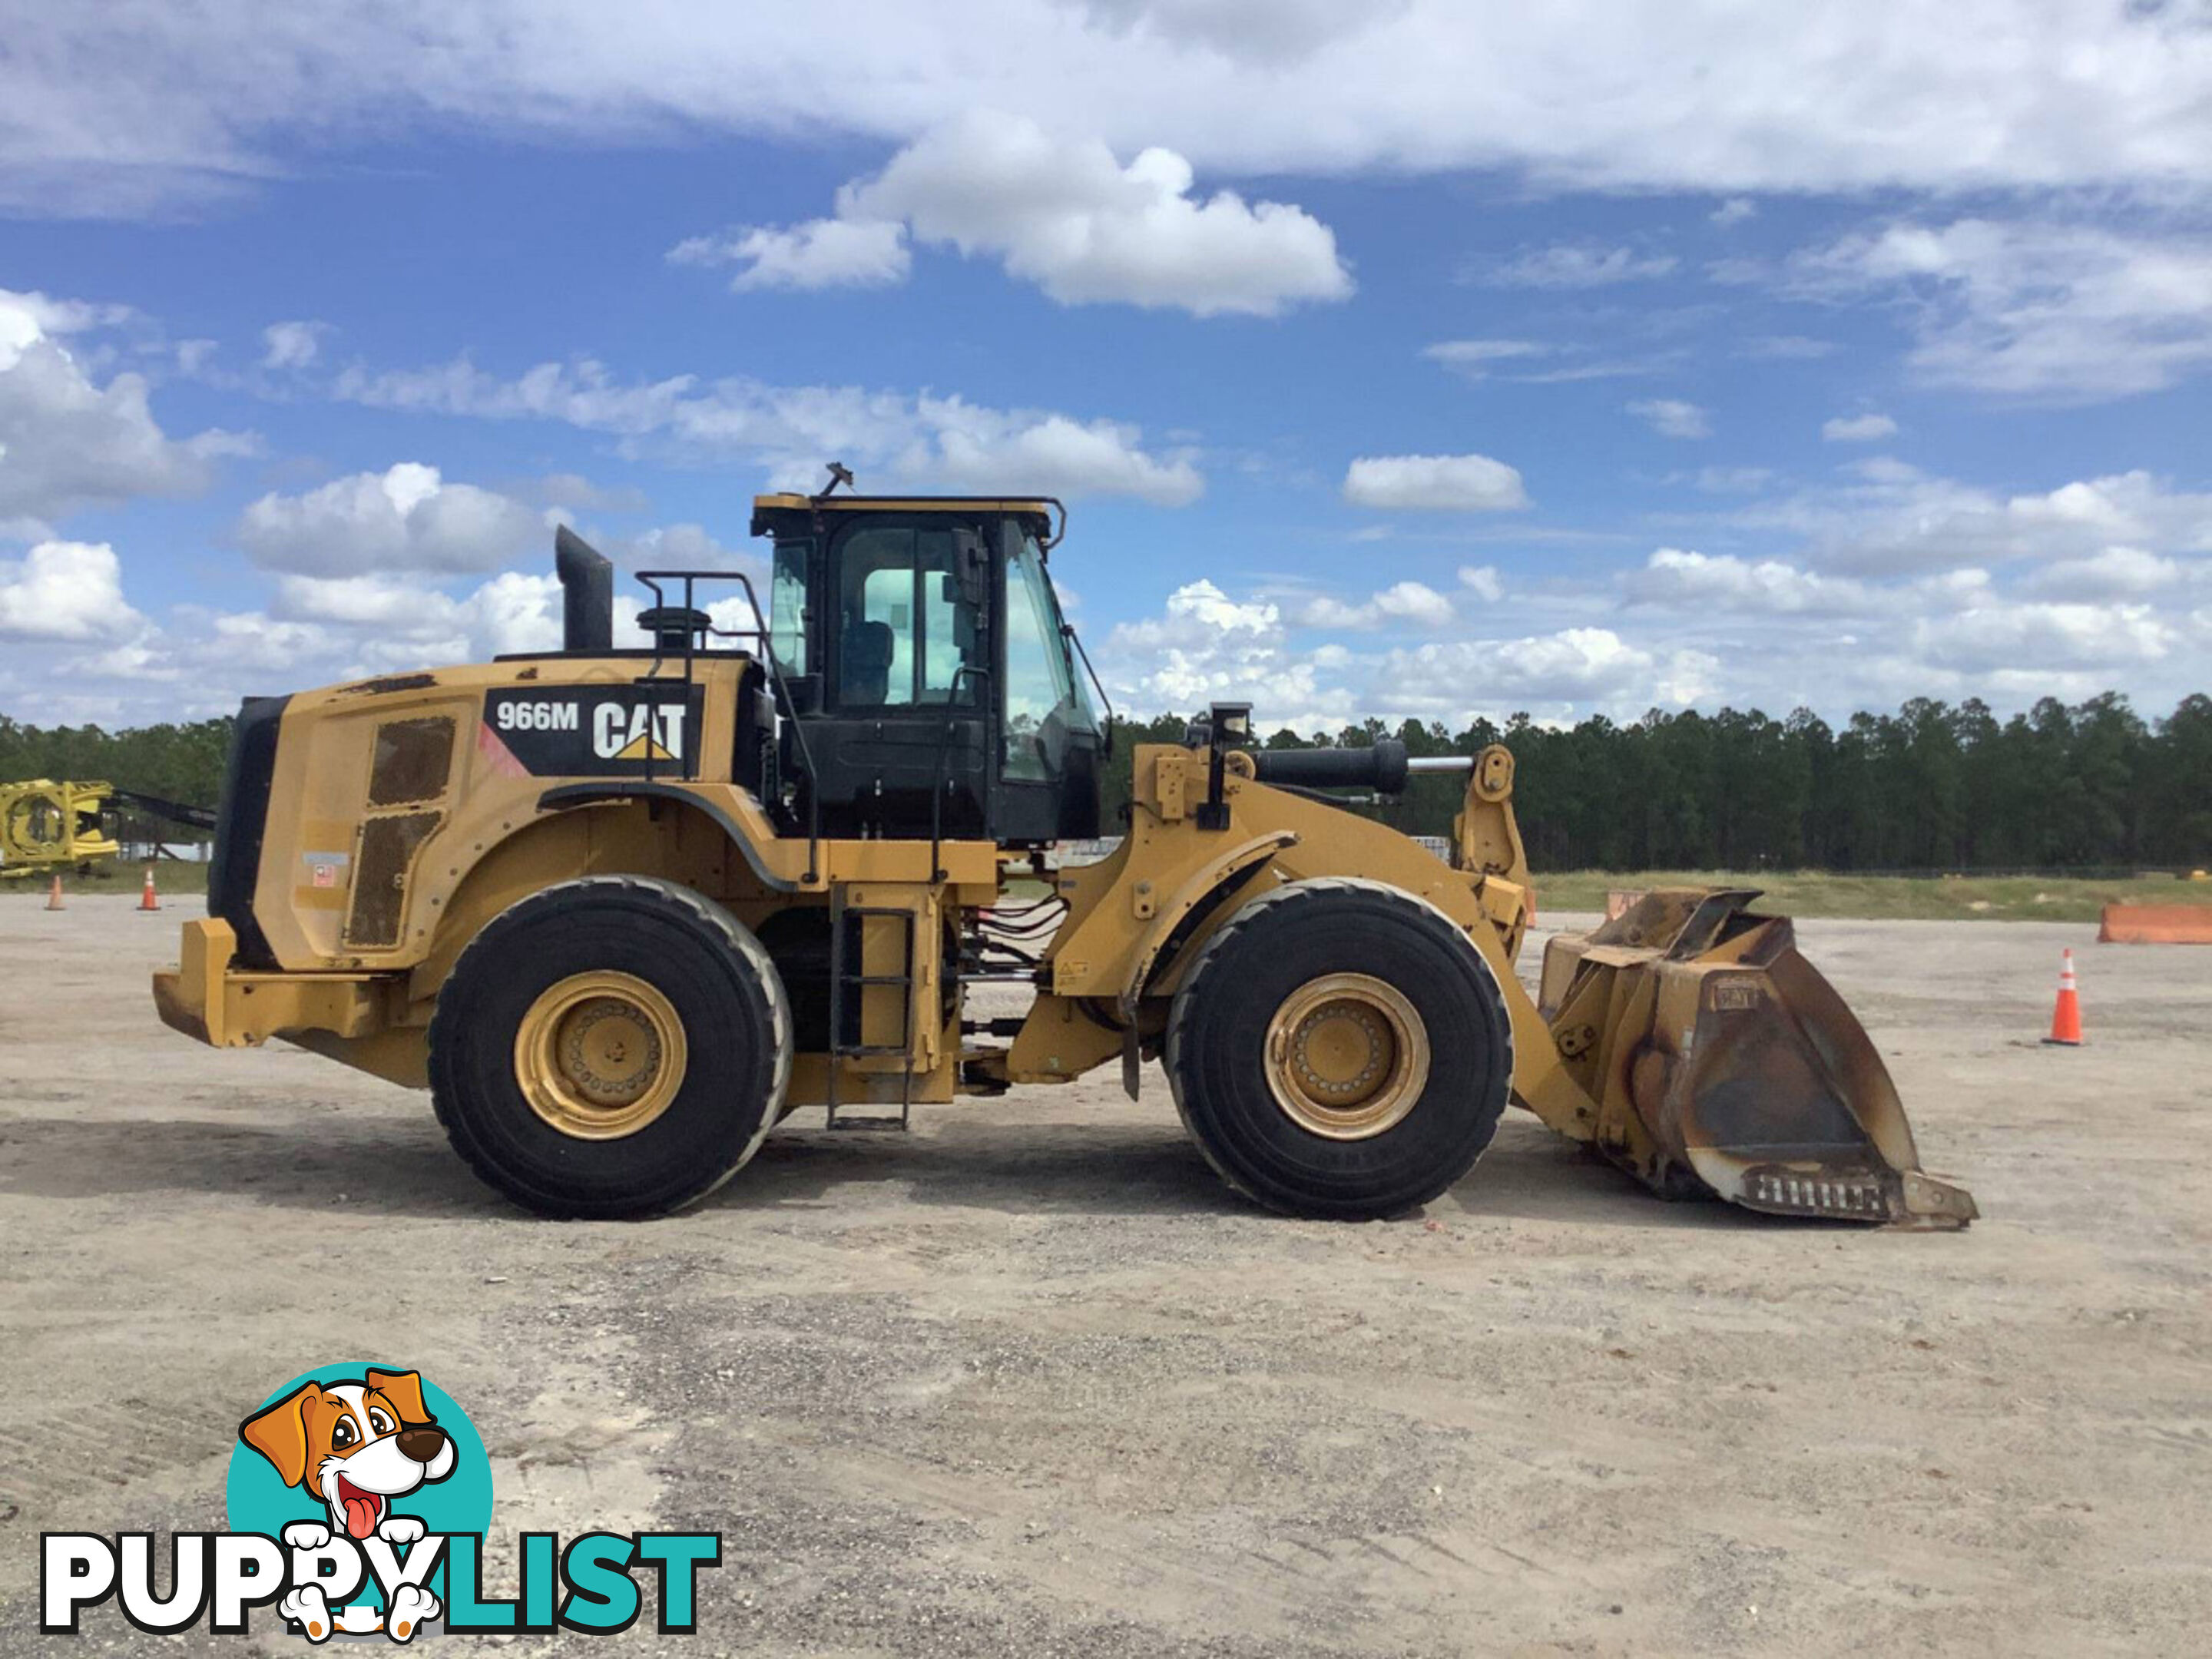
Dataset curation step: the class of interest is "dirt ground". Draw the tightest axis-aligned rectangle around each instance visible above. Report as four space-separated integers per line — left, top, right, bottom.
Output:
2 896 2208 1656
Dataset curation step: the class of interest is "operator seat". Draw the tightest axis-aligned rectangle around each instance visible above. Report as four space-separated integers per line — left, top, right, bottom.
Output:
842 619 895 706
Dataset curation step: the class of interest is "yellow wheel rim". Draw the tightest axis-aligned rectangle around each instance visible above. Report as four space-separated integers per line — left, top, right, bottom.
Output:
1264 972 1429 1141
514 971 688 1141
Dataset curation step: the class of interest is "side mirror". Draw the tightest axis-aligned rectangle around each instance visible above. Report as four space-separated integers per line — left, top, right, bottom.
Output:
952 528 989 606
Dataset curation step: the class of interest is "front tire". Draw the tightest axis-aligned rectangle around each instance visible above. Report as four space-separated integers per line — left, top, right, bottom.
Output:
1165 877 1512 1219
429 876 791 1217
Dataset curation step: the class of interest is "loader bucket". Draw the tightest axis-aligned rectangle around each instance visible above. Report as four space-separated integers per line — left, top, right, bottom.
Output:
1537 889 1977 1228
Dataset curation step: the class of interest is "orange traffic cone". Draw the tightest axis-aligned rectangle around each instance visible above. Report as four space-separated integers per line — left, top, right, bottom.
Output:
2042 948 2082 1046
137 865 161 913
45 873 65 911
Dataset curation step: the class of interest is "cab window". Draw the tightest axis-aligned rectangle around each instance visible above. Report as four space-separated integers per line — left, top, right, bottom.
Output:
835 525 981 708
769 541 810 674
1002 529 1093 780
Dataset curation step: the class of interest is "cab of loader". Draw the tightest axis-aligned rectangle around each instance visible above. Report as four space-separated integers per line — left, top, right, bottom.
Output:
537 485 1107 849
740 488 1108 846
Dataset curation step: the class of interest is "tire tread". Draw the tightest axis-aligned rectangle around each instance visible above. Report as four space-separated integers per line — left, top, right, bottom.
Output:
1164 876 1514 1217
429 874 792 1217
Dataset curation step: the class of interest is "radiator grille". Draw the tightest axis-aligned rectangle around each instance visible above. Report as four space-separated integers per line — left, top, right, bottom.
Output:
367 717 455 806
344 810 442 949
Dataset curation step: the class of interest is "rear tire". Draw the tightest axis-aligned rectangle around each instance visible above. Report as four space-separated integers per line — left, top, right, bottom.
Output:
429 876 790 1218
1165 877 1512 1219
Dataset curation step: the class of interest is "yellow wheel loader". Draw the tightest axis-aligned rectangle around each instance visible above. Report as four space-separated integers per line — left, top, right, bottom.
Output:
1 780 120 875
152 483 1976 1227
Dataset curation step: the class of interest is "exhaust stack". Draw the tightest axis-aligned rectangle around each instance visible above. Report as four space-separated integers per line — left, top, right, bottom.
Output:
555 525 614 653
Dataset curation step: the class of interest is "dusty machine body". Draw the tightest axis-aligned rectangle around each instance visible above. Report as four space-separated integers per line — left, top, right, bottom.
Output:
154 488 1975 1227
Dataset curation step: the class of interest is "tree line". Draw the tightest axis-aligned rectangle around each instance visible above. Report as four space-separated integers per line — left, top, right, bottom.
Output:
0 714 233 848
7 693 2208 872
1100 693 2212 873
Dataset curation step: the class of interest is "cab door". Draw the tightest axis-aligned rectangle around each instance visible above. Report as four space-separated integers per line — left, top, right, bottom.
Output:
788 516 994 838
994 521 1102 844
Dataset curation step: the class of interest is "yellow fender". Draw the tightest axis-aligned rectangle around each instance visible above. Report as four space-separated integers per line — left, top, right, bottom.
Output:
1113 829 1297 1096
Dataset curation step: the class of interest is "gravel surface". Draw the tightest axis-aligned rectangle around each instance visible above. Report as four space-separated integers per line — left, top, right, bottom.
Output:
2 896 2208 1654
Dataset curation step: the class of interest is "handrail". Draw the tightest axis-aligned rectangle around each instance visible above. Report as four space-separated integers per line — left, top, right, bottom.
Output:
633 567 821 887
930 665 992 883
1061 621 1116 757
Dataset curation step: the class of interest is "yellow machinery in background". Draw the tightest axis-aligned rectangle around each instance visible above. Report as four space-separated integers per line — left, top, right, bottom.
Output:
151 481 1977 1229
0 780 118 876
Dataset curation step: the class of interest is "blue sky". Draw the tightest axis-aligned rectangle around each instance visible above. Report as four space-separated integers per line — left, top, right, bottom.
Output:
4 2 2210 732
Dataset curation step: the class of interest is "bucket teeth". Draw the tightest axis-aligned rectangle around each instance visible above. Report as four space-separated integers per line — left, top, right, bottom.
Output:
1539 889 1976 1228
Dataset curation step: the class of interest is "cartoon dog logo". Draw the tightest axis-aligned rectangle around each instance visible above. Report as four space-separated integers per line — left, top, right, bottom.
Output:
239 1368 454 1641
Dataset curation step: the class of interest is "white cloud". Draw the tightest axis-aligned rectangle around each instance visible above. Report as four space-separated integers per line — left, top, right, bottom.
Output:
1380 628 1714 714
1109 578 1277 654
1457 565 1504 603
1912 599 2177 674
685 111 1353 316
0 291 134 358
2023 545 2187 599
1624 548 1871 616
1710 197 1757 227
1342 453 1529 512
1677 465 1774 494
527 472 651 513
260 320 331 369
1625 398 1710 439
848 112 1352 316
1423 338 1684 385
598 521 757 573
0 540 143 641
67 637 181 682
1821 412 1898 442
0 287 253 528
1376 581 1456 628
1422 339 1549 380
11 2 2212 219
1751 465 2212 577
188 540 770 698
332 356 1204 505
1485 243 1677 287
1102 578 1349 725
1849 455 1921 486
1780 218 2212 399
236 462 545 575
84 568 586 702
919 399 1205 504
464 571 569 657
270 572 435 628
1736 335 1837 360
1080 0 1399 66
1594 529 2212 715
1101 571 1737 728
10 566 643 717
267 568 575 657
1296 580 1455 631
667 218 911 292
1510 352 1681 384
200 611 339 674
